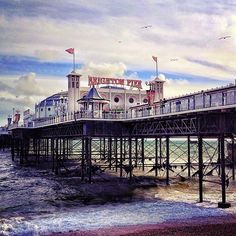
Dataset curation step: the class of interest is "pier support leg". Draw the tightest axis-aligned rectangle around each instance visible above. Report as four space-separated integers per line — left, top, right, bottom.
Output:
51 138 55 172
46 138 49 160
24 139 29 163
159 137 162 166
99 138 102 159
85 137 92 183
37 139 40 165
115 138 118 172
232 137 235 181
81 137 85 181
218 137 221 176
66 138 69 159
108 137 112 169
135 138 138 168
155 137 158 177
16 139 20 158
120 137 123 177
198 136 203 203
129 137 132 180
55 138 59 175
218 135 231 208
11 138 14 161
166 136 170 185
187 136 191 178
103 138 106 160
63 138 66 160
20 139 24 165
141 138 145 171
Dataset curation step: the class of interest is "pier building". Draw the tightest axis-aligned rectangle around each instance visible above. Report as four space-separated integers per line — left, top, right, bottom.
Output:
34 71 165 123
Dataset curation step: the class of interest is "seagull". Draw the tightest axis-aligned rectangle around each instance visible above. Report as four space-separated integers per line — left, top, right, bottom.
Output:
218 35 231 40
170 58 178 61
118 40 122 43
141 25 152 29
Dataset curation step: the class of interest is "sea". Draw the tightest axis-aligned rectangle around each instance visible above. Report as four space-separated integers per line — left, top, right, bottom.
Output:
1 145 236 236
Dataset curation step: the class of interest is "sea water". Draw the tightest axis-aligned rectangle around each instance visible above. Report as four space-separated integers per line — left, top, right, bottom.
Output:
0 146 234 236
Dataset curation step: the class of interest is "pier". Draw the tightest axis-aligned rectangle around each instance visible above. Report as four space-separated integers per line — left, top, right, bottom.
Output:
9 83 236 208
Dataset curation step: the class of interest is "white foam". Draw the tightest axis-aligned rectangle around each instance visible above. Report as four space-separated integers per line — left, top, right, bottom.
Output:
0 200 227 235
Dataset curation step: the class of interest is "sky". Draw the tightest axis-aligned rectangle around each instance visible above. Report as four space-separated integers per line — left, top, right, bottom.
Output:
0 0 236 125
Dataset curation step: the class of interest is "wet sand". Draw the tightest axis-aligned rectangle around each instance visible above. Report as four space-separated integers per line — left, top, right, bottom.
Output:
52 215 236 236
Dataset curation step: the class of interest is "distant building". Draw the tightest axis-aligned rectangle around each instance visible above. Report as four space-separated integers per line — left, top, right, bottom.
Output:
23 109 34 127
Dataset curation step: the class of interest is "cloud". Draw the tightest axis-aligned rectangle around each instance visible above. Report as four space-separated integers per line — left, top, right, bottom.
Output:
0 81 13 92
34 49 61 61
14 72 45 96
185 57 236 74
164 76 228 98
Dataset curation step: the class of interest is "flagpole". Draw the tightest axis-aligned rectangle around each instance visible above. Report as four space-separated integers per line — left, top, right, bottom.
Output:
73 49 75 71
156 60 158 78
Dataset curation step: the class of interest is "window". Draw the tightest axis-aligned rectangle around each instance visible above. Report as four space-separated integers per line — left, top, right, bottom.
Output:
129 97 134 104
40 108 43 112
143 98 148 103
72 82 75 88
48 108 51 111
76 82 79 88
114 97 119 103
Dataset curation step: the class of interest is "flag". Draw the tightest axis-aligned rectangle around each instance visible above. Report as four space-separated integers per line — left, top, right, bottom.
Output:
65 48 74 54
152 56 157 62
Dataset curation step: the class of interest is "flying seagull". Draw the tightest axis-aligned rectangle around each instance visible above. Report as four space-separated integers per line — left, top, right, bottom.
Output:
218 35 231 40
141 25 152 29
118 40 122 43
170 58 178 61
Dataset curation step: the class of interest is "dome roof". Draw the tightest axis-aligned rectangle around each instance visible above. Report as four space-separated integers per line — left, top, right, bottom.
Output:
154 74 166 82
38 91 68 106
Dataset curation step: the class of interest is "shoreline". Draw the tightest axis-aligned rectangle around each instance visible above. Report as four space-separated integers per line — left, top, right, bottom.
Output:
51 214 236 236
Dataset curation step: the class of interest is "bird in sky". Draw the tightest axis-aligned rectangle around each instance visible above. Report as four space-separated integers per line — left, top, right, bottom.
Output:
218 35 231 40
118 40 122 43
170 58 178 61
141 25 152 29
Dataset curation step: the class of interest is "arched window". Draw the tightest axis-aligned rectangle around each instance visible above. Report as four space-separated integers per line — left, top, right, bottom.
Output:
114 97 119 103
129 97 134 104
143 98 148 103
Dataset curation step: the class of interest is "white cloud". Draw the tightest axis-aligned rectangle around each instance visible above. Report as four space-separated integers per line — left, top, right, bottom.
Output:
34 49 61 61
15 73 45 96
164 77 227 98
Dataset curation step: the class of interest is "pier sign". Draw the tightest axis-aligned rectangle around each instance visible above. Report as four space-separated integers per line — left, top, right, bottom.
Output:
88 76 142 89
127 79 142 89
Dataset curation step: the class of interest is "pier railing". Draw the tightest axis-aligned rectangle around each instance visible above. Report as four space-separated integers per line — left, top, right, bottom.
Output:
33 86 236 127
9 84 236 129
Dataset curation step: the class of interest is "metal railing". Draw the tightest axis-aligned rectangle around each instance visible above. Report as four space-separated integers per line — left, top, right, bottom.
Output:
10 85 236 129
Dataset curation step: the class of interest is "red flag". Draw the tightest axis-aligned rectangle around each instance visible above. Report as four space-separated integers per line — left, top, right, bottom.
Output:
65 48 74 54
152 56 157 62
